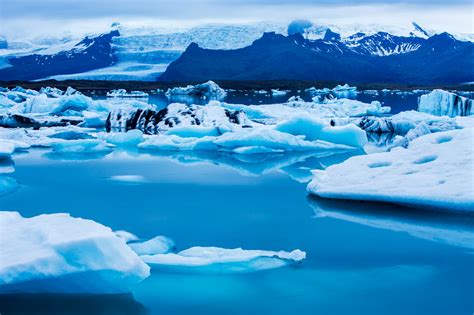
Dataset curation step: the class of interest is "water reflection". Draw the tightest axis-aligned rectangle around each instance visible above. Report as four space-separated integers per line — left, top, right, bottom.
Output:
0 293 147 315
308 196 474 250
121 149 361 180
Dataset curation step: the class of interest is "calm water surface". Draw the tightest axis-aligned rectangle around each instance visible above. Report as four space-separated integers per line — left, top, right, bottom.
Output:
0 148 473 315
92 90 429 113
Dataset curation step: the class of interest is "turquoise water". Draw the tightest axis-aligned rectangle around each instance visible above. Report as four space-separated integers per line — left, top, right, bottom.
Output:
0 148 473 314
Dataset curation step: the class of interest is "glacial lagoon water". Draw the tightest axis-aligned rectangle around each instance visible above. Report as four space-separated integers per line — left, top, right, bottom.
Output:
94 89 453 113
0 147 473 315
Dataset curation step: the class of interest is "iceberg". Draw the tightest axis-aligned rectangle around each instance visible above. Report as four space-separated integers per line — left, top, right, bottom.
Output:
141 246 306 272
51 139 113 155
138 128 354 153
287 95 304 102
100 129 144 146
358 110 459 135
306 84 357 99
275 115 367 149
308 127 474 212
223 99 390 124
271 89 288 96
106 102 253 134
129 236 175 256
0 212 150 294
165 81 227 100
418 89 473 117
106 89 149 98
0 141 15 158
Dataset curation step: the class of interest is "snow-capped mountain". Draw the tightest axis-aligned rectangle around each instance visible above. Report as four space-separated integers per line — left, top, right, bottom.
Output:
160 30 474 84
343 32 425 56
0 21 472 82
0 30 119 81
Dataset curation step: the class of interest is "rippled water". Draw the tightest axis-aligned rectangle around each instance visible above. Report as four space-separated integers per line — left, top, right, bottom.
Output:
0 148 473 315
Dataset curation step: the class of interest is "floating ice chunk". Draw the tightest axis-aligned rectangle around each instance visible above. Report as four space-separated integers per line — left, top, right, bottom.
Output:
102 129 144 146
223 99 390 123
138 134 218 151
114 230 139 243
129 236 175 256
51 139 113 154
332 84 357 93
0 141 15 158
271 89 288 96
0 212 150 293
214 128 352 152
106 102 252 134
166 81 227 100
287 95 304 102
165 125 224 138
306 84 357 99
308 128 474 212
140 126 355 153
275 116 367 149
109 175 148 183
141 247 306 272
18 94 92 115
106 89 149 98
358 110 458 135
418 90 473 117
80 111 105 128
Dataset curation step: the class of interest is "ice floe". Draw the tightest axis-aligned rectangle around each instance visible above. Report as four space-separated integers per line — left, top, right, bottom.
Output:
129 236 175 256
308 127 474 212
141 246 306 272
0 212 150 294
223 99 390 124
165 81 227 101
271 89 288 96
305 84 357 99
275 116 367 149
106 89 149 98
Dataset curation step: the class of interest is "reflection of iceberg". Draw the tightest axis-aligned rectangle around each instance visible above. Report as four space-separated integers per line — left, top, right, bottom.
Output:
308 196 474 250
0 293 146 315
144 149 359 180
0 176 20 197
0 158 15 174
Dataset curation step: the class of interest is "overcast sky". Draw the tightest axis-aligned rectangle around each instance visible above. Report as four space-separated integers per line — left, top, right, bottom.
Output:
1 0 472 39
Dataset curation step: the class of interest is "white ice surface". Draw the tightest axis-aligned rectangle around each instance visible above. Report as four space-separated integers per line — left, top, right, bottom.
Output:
308 127 474 212
0 212 150 294
418 89 473 117
141 246 306 272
